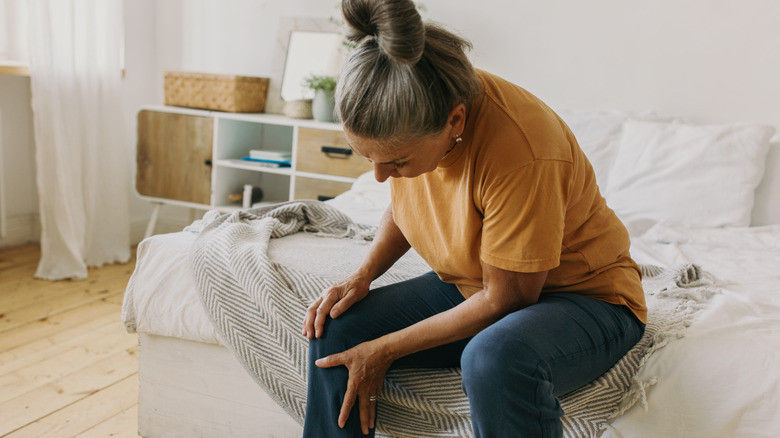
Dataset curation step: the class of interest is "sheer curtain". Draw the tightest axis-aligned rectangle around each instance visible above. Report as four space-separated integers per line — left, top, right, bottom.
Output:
27 0 130 280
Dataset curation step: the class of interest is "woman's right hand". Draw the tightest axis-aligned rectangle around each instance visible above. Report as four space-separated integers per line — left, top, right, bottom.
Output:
303 274 372 339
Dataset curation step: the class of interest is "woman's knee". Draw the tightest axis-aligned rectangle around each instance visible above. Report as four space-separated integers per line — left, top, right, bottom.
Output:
308 314 366 359
461 330 540 392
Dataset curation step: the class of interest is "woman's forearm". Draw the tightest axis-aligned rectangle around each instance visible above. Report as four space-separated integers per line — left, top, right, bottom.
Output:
354 205 411 281
379 290 499 361
379 267 547 362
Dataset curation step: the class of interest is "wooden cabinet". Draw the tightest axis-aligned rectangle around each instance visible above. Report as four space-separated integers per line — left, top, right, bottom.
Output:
136 110 213 204
135 106 372 234
296 127 371 178
293 176 353 201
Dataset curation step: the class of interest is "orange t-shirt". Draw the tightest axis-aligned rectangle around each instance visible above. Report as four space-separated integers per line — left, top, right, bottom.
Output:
390 70 647 323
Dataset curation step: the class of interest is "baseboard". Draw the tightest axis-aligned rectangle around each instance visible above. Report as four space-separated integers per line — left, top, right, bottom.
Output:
0 213 40 248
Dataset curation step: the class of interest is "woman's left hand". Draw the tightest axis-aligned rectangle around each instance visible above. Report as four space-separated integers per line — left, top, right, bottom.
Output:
315 339 393 435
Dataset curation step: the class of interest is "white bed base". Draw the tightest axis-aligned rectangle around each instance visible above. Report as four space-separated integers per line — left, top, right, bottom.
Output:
138 334 302 438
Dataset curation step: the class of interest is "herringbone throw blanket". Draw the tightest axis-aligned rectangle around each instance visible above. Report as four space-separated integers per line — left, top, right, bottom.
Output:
190 201 717 437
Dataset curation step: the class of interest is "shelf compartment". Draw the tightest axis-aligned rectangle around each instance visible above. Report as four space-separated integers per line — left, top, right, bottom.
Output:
215 159 293 176
215 118 293 161
212 167 291 208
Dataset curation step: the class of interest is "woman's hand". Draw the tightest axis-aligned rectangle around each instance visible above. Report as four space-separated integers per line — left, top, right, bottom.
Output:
315 340 393 435
303 274 371 339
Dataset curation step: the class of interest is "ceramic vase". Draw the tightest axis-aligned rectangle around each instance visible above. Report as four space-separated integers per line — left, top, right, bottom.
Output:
311 88 336 123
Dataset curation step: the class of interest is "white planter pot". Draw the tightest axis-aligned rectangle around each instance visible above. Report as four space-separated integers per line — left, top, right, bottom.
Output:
311 89 335 123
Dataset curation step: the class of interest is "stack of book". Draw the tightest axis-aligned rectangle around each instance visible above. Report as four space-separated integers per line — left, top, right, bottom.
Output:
240 150 292 168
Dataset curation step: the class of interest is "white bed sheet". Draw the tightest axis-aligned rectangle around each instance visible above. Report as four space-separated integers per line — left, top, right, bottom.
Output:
605 222 780 437
122 187 389 346
122 194 780 436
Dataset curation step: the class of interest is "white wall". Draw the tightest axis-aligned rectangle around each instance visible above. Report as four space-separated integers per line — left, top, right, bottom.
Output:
0 75 38 247
152 0 337 100
149 0 780 124
3 0 779 248
426 0 780 125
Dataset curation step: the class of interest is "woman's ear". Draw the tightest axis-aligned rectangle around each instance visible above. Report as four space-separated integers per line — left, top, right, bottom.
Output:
448 103 467 136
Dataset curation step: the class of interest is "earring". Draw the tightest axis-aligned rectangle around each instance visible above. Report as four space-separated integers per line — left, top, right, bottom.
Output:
455 135 463 144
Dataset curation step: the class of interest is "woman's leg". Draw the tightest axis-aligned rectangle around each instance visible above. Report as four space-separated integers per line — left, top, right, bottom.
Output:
461 293 645 438
303 271 467 438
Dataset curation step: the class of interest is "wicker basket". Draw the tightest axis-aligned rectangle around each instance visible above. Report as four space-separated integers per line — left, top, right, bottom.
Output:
164 71 270 113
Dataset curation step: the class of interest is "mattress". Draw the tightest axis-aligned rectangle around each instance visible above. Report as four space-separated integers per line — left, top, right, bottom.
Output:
123 173 780 437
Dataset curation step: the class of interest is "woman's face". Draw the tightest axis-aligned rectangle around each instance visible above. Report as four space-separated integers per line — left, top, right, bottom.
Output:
343 104 466 183
344 129 454 182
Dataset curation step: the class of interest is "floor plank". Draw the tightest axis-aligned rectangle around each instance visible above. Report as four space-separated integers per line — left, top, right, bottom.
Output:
0 344 138 435
0 277 126 331
0 244 139 438
0 295 123 353
77 404 140 438
0 312 122 374
4 375 139 438
0 244 40 273
0 320 136 404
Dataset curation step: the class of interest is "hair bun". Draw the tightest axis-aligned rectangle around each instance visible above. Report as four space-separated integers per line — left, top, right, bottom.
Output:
342 0 425 65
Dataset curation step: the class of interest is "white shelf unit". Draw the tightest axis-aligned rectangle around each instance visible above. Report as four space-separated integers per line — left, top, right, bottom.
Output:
136 105 371 236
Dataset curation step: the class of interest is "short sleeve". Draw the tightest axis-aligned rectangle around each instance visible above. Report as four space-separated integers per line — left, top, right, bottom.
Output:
479 160 572 272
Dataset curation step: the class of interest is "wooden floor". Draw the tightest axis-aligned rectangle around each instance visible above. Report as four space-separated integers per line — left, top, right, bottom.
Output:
0 244 140 437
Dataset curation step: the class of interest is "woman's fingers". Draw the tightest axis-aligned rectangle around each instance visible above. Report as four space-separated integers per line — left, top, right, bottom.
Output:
304 278 370 339
329 287 365 319
314 289 342 338
302 296 323 338
369 393 377 429
319 344 385 435
314 351 342 369
338 380 358 429
303 286 343 339
359 391 372 435
336 376 377 435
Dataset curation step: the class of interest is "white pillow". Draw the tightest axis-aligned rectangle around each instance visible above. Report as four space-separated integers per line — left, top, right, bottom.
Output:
325 171 390 226
557 109 675 190
557 109 628 189
604 120 775 227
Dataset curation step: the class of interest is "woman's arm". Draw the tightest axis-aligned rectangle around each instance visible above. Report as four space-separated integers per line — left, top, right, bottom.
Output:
303 204 411 339
350 204 412 292
383 262 547 359
316 261 548 433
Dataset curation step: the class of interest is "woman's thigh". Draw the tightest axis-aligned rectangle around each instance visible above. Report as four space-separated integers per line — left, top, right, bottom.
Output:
463 292 645 396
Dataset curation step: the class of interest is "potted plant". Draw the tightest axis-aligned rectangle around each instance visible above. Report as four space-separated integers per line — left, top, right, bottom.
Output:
303 75 338 122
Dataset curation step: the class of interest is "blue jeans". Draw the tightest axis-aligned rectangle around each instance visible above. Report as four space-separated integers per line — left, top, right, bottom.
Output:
303 271 645 437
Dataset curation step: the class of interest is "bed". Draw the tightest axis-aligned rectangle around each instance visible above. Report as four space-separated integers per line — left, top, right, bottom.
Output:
122 111 780 437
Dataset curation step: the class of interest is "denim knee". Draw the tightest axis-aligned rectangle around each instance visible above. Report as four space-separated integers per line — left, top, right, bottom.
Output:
461 333 542 395
461 335 508 392
461 331 563 438
309 315 361 361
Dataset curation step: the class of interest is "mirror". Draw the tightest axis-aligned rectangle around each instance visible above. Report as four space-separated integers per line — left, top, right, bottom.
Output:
281 31 343 101
266 17 344 115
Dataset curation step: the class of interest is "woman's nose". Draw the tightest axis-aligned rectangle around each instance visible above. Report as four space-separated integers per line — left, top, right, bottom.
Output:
373 163 392 183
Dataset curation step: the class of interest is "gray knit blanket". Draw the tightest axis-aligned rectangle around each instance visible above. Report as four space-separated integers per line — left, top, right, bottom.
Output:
190 201 718 438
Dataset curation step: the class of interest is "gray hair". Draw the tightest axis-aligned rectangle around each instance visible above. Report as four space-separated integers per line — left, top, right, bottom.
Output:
336 0 482 142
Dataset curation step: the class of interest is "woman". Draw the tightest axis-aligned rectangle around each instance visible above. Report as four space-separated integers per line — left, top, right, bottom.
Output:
302 0 647 436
